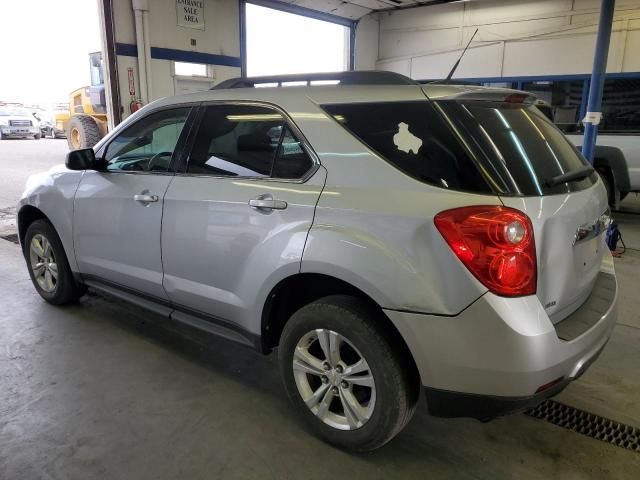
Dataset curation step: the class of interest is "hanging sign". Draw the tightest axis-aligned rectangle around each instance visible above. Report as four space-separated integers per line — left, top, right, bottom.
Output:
177 0 205 30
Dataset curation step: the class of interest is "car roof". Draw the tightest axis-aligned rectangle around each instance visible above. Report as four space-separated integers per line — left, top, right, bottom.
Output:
149 83 526 111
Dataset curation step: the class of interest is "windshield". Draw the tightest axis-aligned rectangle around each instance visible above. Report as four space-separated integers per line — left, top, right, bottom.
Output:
436 100 597 196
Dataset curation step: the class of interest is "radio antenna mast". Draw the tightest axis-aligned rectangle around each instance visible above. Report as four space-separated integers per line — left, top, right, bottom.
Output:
443 28 479 83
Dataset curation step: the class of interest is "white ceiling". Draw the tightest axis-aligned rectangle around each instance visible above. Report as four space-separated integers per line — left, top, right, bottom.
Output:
276 0 439 20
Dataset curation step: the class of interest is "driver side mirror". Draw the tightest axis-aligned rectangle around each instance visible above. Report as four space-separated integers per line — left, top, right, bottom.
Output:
66 148 105 171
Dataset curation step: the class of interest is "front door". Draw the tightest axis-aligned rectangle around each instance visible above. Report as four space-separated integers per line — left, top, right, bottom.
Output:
73 106 192 299
161 103 325 332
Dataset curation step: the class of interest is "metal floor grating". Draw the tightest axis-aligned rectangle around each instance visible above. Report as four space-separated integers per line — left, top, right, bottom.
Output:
527 400 640 452
0 233 19 244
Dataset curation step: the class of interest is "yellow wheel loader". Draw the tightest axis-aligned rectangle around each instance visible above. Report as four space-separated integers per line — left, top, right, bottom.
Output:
64 52 109 150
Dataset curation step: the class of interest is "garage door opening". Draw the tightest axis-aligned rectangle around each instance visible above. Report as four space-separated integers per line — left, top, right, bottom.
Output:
245 2 351 77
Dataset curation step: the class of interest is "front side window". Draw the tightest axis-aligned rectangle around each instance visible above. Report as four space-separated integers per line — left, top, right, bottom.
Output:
104 107 190 172
188 104 313 179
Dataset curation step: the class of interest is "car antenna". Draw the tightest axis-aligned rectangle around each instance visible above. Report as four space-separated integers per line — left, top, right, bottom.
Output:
430 28 479 84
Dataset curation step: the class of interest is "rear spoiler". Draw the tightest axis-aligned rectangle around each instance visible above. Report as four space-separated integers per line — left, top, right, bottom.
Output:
424 85 536 106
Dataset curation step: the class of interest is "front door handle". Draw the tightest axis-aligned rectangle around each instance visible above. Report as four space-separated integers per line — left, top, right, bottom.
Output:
134 194 159 203
249 196 287 211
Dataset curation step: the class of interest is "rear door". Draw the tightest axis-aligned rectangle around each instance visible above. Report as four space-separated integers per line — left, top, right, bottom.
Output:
437 98 609 321
161 102 325 333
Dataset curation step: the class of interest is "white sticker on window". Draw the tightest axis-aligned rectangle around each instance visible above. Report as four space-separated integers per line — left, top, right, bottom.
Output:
393 122 422 154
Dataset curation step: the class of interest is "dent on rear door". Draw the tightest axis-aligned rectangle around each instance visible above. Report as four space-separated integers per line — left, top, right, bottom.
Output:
160 167 327 335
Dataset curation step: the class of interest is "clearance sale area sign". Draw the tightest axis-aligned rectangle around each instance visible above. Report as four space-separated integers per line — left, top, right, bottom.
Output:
176 0 205 30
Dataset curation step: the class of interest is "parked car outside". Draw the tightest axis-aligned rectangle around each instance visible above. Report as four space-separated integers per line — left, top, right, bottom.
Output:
17 72 618 451
38 113 67 139
0 107 41 139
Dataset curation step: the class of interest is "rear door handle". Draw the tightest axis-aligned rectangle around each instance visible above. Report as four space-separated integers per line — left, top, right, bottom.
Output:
248 197 287 211
134 194 159 203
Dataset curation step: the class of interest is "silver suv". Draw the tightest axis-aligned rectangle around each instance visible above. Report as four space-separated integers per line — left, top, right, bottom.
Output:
17 72 618 451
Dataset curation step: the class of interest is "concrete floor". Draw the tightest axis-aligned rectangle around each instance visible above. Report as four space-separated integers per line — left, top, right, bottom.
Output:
1 222 640 479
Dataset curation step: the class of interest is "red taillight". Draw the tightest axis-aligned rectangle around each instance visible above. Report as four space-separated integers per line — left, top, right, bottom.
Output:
434 206 537 297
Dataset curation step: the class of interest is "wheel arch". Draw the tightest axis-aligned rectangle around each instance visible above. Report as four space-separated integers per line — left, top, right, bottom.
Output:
260 272 419 379
17 205 49 248
593 145 631 194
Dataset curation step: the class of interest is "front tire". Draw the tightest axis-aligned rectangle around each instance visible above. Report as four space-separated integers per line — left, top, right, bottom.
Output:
279 295 419 452
24 220 85 304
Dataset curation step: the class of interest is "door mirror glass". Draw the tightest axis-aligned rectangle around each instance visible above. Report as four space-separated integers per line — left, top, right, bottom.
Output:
66 148 97 170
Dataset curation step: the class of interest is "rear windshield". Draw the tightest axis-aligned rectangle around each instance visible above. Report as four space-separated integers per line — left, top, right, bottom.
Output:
322 100 596 196
322 101 492 193
436 100 597 195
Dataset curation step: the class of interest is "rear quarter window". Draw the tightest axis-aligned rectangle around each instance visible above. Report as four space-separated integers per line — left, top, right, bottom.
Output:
322 101 492 194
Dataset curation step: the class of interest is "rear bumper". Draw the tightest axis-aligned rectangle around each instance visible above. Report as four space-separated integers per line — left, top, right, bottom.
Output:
424 379 569 420
384 259 617 418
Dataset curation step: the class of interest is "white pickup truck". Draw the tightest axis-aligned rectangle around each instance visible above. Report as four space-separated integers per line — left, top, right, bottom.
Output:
565 133 640 207
0 107 41 140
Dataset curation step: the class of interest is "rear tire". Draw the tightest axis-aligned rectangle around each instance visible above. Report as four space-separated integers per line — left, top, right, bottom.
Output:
279 295 419 452
67 114 101 150
34 133 41 140
24 220 86 305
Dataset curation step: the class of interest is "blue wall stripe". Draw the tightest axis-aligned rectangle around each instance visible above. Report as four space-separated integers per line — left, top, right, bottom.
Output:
115 43 241 68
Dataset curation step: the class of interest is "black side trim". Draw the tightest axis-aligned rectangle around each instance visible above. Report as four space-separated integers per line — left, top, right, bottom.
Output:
425 379 570 420
81 274 260 350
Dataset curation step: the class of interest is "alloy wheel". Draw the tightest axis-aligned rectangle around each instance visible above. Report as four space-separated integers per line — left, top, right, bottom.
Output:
292 329 376 430
29 234 58 293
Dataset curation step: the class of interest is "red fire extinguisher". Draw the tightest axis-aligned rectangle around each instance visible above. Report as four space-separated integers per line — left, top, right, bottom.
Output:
130 98 143 113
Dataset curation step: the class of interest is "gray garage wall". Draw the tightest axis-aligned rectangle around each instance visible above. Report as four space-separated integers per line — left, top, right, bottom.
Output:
107 0 241 120
354 0 640 79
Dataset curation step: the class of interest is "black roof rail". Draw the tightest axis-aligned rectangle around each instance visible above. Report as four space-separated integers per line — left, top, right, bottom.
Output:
212 71 418 89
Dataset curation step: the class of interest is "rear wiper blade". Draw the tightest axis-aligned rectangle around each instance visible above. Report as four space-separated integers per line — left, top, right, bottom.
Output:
544 165 595 187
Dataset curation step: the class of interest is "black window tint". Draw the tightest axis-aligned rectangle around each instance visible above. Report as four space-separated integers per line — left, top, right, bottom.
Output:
272 126 313 179
437 100 596 196
600 79 640 133
521 81 584 133
104 107 189 172
322 101 491 193
188 105 285 177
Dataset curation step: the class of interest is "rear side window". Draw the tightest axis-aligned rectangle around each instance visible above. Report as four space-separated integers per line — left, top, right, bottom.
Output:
188 104 313 179
272 126 313 178
322 101 491 193
437 100 596 196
